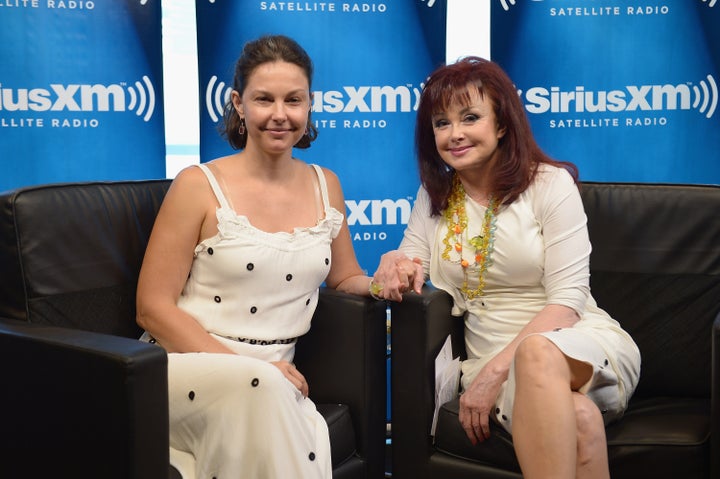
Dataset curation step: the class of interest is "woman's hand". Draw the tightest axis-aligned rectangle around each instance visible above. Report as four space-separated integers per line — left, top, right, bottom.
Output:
272 360 309 397
371 250 424 301
458 364 506 445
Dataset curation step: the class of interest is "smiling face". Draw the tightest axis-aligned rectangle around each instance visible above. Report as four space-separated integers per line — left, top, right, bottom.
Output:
431 86 506 176
232 60 311 156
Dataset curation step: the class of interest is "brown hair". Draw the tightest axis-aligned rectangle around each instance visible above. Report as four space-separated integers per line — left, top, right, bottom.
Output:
220 35 318 150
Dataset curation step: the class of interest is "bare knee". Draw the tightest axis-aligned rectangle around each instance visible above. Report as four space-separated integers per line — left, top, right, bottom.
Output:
514 335 566 377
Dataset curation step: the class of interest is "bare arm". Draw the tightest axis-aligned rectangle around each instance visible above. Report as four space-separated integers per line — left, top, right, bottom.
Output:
320 167 373 296
136 166 235 354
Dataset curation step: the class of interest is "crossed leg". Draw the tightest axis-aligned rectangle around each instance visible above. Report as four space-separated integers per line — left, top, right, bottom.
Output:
511 334 609 479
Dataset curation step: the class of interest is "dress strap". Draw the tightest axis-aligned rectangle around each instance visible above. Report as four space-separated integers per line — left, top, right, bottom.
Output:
311 164 331 214
196 164 232 210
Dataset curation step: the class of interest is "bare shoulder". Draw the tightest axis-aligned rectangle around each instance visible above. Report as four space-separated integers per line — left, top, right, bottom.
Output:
173 163 207 186
161 164 213 212
167 164 210 194
315 164 343 192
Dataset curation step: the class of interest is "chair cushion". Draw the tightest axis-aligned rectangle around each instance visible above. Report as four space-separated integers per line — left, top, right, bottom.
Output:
317 403 357 468
433 395 710 476
605 397 711 479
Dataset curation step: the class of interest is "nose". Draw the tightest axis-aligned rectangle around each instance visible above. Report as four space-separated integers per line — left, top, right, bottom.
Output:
271 101 288 121
448 122 465 142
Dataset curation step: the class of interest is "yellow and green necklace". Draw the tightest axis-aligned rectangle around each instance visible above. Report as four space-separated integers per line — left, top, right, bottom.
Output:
441 175 500 300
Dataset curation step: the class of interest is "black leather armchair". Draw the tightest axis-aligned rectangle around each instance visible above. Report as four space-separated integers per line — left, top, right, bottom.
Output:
0 179 387 479
390 182 720 479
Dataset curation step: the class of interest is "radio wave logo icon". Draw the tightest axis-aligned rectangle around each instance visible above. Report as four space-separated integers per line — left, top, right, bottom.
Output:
499 0 516 10
500 0 545 10
701 0 716 8
693 74 718 118
206 75 232 123
126 75 156 122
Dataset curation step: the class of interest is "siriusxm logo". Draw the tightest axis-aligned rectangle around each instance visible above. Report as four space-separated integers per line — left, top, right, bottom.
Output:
204 75 422 122
313 85 421 114
346 198 412 226
0 76 156 121
523 75 718 119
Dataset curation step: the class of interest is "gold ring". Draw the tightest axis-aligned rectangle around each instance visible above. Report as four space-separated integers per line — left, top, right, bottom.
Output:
369 280 384 300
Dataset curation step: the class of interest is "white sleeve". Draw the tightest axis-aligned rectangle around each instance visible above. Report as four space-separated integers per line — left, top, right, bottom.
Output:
398 186 437 281
533 167 591 314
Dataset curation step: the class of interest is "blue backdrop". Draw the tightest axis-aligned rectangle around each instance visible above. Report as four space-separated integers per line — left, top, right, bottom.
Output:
0 0 166 192
490 0 720 184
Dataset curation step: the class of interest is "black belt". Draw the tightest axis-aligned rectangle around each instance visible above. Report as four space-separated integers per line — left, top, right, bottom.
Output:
224 336 298 346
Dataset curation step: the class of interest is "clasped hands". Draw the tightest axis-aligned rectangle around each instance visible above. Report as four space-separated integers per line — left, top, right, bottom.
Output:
370 250 424 302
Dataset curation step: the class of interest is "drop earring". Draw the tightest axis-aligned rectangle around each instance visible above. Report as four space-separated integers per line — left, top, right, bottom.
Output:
238 118 246 135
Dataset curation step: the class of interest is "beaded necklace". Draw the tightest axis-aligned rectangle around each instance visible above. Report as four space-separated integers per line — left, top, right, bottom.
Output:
441 175 500 300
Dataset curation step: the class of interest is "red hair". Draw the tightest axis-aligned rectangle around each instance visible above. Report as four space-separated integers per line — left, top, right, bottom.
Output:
415 57 578 215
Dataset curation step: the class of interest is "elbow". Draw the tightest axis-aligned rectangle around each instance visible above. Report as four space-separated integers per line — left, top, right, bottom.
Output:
135 293 158 332
135 303 151 331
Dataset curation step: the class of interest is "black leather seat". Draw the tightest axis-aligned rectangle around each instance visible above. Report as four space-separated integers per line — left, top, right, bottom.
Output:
0 179 387 479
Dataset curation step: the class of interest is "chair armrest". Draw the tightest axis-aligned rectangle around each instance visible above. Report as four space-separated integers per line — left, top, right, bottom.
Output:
0 318 168 479
712 311 720 479
294 287 388 478
389 285 460 479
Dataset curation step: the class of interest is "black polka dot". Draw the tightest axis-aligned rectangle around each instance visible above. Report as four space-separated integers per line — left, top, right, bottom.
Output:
250 306 257 314
502 415 508 421
207 247 214 255
308 452 316 461
247 263 254 271
324 258 329 265
214 296 221 303
188 391 195 400
495 408 500 414
604 359 609 366
251 378 259 387
286 274 293 281
306 298 311 306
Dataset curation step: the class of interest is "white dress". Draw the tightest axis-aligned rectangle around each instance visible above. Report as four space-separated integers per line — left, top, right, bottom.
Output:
399 164 641 433
145 163 342 479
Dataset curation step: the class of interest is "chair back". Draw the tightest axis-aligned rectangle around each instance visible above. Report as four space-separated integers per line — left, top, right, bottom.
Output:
580 182 720 399
0 180 171 338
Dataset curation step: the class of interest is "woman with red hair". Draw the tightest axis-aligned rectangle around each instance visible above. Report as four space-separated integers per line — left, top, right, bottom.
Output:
372 57 640 479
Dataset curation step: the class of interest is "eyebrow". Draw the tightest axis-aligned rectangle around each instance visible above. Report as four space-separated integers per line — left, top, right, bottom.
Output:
250 88 308 96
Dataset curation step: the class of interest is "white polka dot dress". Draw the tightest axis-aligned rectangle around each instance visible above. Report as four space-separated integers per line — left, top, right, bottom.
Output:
159 163 342 479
